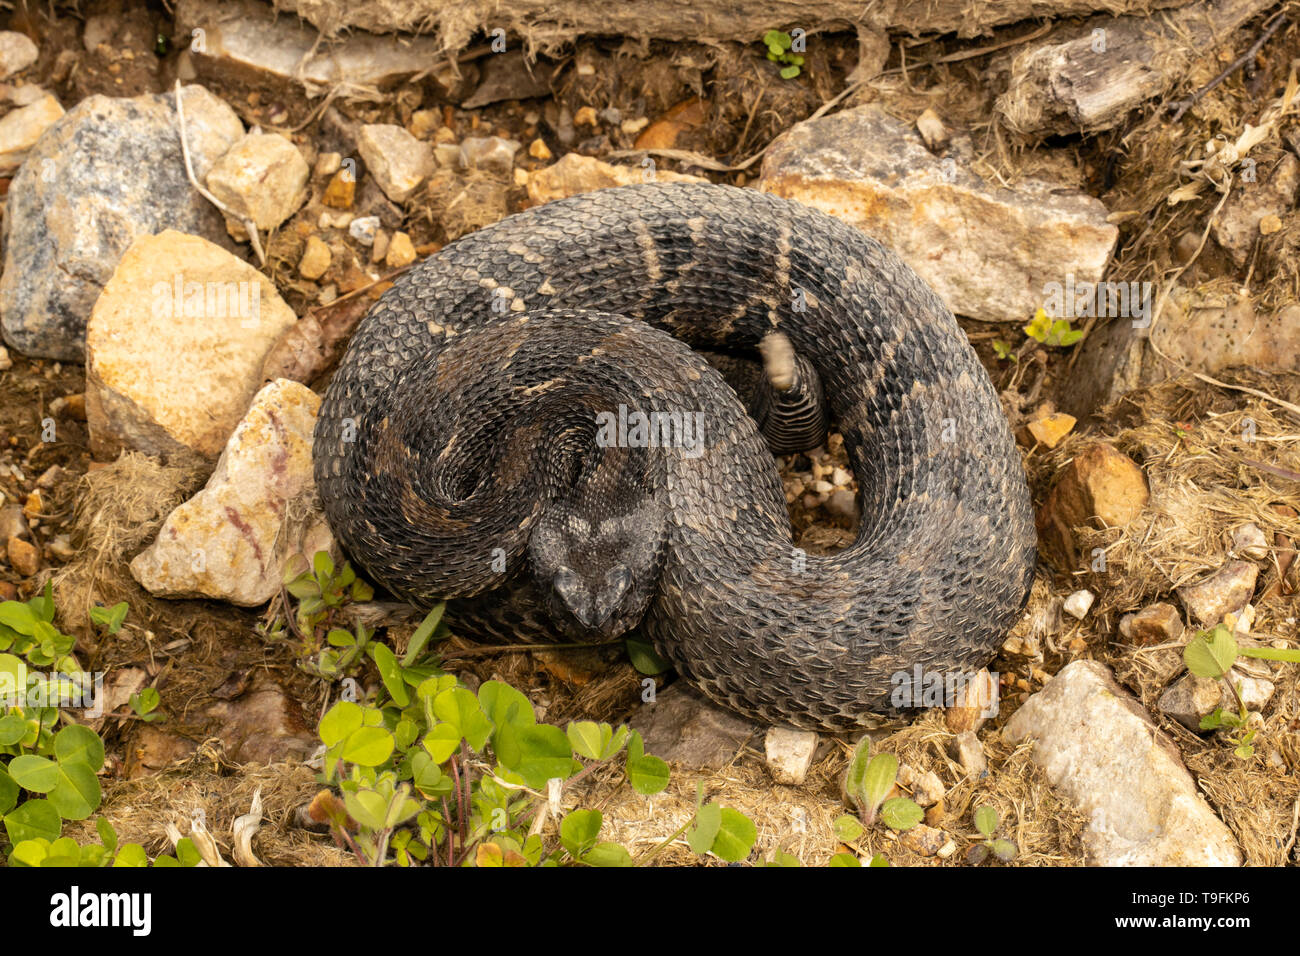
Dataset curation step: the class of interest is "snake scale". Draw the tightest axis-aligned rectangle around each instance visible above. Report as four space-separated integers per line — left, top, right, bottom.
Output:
313 182 1036 731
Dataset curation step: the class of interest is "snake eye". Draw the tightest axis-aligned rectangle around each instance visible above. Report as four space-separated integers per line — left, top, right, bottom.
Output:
603 566 631 605
553 567 594 626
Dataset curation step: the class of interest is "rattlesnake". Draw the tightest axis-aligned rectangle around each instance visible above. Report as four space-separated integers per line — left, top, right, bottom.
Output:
313 182 1036 731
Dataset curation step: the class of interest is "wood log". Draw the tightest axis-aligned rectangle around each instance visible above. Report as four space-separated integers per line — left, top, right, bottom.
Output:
996 0 1278 138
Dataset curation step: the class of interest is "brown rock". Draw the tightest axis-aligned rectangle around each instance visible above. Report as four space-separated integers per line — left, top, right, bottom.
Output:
6 535 39 576
1119 602 1184 646
944 668 999 733
321 168 355 209
298 235 331 280
947 730 986 777
1177 560 1258 626
1025 412 1076 449
526 152 706 205
629 682 760 771
1038 442 1148 568
899 823 947 856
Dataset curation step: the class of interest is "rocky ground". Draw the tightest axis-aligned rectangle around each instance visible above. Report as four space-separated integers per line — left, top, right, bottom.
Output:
0 0 1297 866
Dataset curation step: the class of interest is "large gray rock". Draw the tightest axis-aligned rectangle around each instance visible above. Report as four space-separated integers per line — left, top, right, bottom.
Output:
758 105 1117 323
0 85 244 361
1005 660 1241 866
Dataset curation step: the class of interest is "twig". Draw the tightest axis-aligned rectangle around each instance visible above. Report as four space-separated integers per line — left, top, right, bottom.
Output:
1238 457 1300 482
874 21 1054 75
1168 12 1288 122
173 80 266 266
438 639 622 659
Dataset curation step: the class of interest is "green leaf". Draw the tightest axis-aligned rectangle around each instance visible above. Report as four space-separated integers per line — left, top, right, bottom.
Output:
130 688 160 717
1199 708 1226 730
112 843 149 867
1238 645 1300 663
47 762 101 821
30 582 55 623
511 724 577 789
479 680 535 729
312 551 335 580
625 636 671 675
582 842 633 867
858 753 898 824
832 814 864 842
433 687 492 751
567 720 625 761
828 851 861 867
991 838 1018 862
325 628 355 647
844 735 871 813
8 837 52 867
341 727 395 767
422 724 462 763
687 801 721 855
96 817 118 854
0 766 18 815
560 808 602 858
0 712 28 745
4 798 62 844
868 853 891 867
370 642 410 708
0 602 36 636
709 808 756 862
55 724 105 772
319 701 363 747
881 797 923 831
89 603 129 635
174 838 202 867
1184 625 1238 679
9 754 59 792
974 805 998 837
403 604 445 666
344 789 389 830
779 64 800 79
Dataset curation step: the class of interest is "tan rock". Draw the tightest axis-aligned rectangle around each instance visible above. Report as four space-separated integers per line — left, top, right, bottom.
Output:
573 105 598 127
758 105 1117 323
321 168 355 209
356 123 433 202
1177 560 1258 626
6 535 39 576
298 235 331 280
1005 660 1241 866
458 135 520 177
0 93 64 172
763 726 818 785
527 152 707 205
385 231 417 269
0 32 38 79
206 132 309 234
528 137 552 161
130 379 334 606
899 823 946 856
947 730 987 777
1038 442 1148 568
1119 602 1184 646
86 230 299 459
944 668 999 733
1025 411 1076 449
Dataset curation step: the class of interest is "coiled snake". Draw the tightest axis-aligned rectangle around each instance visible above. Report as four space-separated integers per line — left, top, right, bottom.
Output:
313 182 1036 731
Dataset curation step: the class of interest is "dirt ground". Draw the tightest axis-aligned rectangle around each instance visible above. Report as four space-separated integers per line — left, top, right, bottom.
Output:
1 0 1298 866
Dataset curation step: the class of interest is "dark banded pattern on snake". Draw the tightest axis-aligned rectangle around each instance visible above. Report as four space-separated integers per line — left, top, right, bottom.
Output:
312 182 1036 731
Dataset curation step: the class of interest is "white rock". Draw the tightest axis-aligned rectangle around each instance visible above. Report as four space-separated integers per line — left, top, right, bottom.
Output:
458 136 520 177
205 132 310 234
1159 671 1275 731
0 32 37 79
357 123 433 203
1230 523 1269 561
1063 588 1095 619
764 726 818 785
86 230 299 459
349 216 380 246
130 379 333 606
1005 660 1241 866
758 104 1117 323
0 93 63 173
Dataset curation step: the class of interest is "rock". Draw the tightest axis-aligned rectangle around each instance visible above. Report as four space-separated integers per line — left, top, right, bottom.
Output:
899 823 947 856
85 230 299 459
915 109 949 152
458 135 520 177
1119 602 1184 646
175 0 441 101
528 138 552 161
0 345 10 371
764 726 818 785
1024 411 1076 449
348 215 380 246
629 682 760 770
201 672 318 762
0 92 64 173
124 725 198 778
944 669 999 733
758 104 1117 323
824 488 857 519
0 85 244 361
526 152 706 205
356 124 433 203
1159 670 1275 731
460 49 553 109
298 236 331 280
0 32 37 78
1038 442 1148 568
205 132 309 235
0 505 28 541
130 379 333 606
321 169 355 209
1177 560 1258 626
370 230 390 263
909 769 945 807
1064 291 1300 419
385 231 416 269
1004 660 1241 865
1063 588 1095 619
947 730 987 776
1212 153 1300 267
6 535 39 576
408 109 440 139
574 106 598 127
1230 523 1269 561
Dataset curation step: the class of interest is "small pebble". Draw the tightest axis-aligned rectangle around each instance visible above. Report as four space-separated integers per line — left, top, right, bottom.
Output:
1063 589 1094 620
349 216 380 246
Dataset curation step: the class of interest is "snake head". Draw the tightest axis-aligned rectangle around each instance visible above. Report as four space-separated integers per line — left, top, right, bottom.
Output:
529 500 665 640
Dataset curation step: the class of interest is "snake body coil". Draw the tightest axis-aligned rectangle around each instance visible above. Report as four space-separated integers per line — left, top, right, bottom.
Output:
313 182 1036 731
